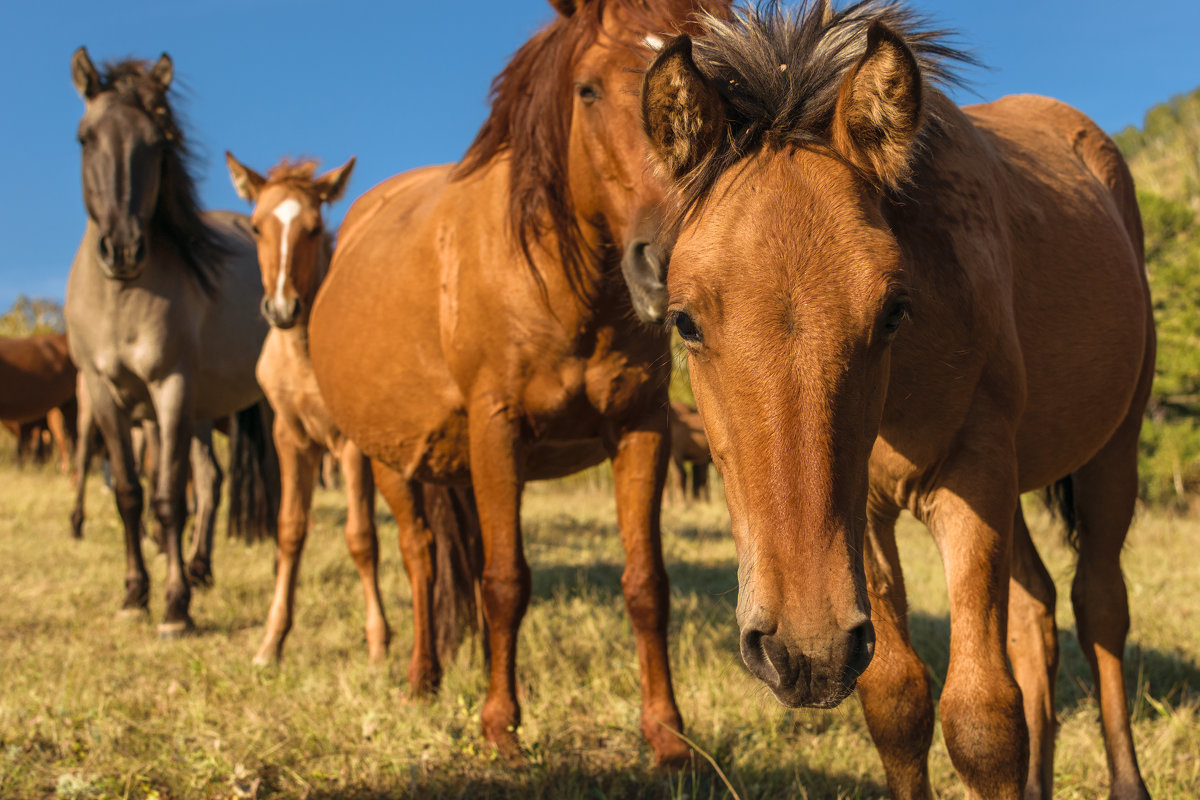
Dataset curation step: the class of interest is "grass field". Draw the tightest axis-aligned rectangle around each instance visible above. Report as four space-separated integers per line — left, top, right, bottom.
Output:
1 452 1197 799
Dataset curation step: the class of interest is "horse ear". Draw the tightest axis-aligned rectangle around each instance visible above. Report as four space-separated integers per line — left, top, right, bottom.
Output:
225 151 266 203
641 35 726 182
71 47 100 99
313 157 356 204
150 53 173 90
831 21 922 190
549 0 577 16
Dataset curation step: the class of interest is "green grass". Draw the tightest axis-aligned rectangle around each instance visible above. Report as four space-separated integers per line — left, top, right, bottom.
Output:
0 453 1197 799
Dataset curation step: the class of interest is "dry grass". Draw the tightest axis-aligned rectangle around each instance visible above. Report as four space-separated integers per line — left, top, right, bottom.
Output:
0 453 1197 799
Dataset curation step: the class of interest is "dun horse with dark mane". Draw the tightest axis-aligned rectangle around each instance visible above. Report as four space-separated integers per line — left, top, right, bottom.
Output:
309 0 729 765
638 2 1153 797
66 50 275 634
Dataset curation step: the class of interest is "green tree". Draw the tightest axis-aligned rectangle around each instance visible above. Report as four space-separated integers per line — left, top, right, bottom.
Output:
0 295 66 338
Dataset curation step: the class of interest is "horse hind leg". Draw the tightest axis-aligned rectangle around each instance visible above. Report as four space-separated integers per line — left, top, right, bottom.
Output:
1067 423 1150 799
340 446 390 664
185 424 221 588
1007 504 1059 800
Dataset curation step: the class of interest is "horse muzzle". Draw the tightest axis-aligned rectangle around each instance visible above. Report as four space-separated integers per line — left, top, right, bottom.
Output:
262 296 302 329
738 610 875 708
97 233 146 281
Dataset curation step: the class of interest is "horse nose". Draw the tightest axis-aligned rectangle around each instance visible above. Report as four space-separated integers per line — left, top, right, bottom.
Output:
740 620 805 691
126 237 145 266
98 234 115 266
261 296 301 329
620 236 668 324
843 619 875 683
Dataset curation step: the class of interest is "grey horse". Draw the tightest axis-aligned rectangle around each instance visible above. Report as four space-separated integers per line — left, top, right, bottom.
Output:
65 48 274 635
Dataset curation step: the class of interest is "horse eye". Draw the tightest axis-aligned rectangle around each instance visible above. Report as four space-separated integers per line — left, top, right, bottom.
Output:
576 83 600 105
307 226 322 239
250 224 261 237
883 298 911 335
674 311 702 344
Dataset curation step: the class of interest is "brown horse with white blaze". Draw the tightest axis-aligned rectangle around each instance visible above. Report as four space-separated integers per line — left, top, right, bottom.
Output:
638 3 1153 798
309 0 730 766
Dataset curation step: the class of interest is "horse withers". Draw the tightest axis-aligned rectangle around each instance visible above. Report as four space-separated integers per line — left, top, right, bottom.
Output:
637 3 1153 798
66 49 275 635
309 0 732 766
226 153 481 670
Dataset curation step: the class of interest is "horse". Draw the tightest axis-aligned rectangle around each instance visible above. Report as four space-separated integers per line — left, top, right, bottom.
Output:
308 0 730 766
637 3 1153 797
667 400 711 504
224 152 482 668
0 333 76 422
65 49 276 635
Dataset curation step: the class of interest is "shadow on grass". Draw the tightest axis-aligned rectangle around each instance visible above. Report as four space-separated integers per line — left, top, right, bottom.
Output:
298 757 890 800
908 610 1200 716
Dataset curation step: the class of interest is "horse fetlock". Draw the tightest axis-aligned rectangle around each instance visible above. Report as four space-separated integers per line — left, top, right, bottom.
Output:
122 576 150 611
641 707 690 768
940 677 1028 797
186 556 214 588
481 704 523 764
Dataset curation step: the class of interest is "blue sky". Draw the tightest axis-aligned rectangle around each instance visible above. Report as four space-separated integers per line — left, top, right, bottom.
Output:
3 0 1198 308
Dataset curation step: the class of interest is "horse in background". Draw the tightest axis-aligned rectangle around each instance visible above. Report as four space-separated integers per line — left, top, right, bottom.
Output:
65 49 276 635
667 400 711 504
639 3 1153 796
309 0 732 766
0 333 76 422
225 152 482 668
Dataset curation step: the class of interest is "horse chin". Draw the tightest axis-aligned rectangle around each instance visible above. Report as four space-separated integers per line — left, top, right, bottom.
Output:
100 262 146 282
767 678 858 710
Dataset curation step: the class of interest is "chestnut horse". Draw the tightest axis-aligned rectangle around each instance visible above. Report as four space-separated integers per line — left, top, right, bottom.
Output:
225 153 481 668
639 3 1153 798
66 50 275 634
667 400 711 504
0 333 76 422
309 0 729 765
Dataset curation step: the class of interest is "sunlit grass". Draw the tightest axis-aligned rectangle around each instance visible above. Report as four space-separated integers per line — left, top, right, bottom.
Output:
0 453 1196 798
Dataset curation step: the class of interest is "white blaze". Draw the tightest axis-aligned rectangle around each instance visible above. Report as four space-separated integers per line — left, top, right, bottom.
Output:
272 197 302 309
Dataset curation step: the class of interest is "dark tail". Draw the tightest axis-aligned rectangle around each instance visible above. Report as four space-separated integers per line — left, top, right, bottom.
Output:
226 400 280 543
422 482 486 666
1043 475 1078 551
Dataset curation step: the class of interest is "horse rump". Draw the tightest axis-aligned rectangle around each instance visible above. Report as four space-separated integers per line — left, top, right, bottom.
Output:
226 400 281 542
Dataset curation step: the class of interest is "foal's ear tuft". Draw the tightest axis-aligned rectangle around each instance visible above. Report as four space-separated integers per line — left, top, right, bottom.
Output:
641 36 725 182
225 151 266 203
314 157 356 204
71 47 100 100
150 53 174 90
549 0 577 17
831 22 923 190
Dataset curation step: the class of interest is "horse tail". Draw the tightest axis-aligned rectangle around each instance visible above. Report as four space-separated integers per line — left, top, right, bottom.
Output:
1043 475 1078 551
423 482 486 666
226 400 280 543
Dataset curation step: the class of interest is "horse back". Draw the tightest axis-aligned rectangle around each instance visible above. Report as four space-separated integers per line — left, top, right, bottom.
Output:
0 333 76 421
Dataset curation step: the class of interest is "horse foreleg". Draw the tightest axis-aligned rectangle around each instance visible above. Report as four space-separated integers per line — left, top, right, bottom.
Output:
46 407 71 475
468 397 529 764
856 505 935 800
341 445 388 663
148 374 195 636
375 462 440 693
184 423 221 588
925 457 1027 799
1007 506 1058 800
83 372 148 615
139 420 166 551
254 422 314 665
610 417 689 768
70 380 96 539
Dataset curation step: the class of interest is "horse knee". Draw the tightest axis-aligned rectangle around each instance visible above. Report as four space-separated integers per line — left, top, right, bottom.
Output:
940 665 1027 794
114 482 143 517
621 566 669 632
344 525 379 567
481 568 530 625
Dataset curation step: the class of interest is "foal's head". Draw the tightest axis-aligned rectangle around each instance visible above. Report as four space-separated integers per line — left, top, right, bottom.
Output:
225 154 354 329
458 0 730 316
638 1 968 708
71 48 222 290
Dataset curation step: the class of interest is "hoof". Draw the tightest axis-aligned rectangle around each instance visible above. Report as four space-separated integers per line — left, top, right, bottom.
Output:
157 618 195 639
186 561 214 589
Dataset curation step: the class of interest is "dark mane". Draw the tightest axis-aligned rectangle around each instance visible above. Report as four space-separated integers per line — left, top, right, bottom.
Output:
99 58 228 295
454 0 729 295
673 0 974 222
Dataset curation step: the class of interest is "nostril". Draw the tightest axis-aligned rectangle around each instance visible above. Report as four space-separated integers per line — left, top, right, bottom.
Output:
131 239 145 264
260 297 272 321
761 634 798 686
739 626 768 674
290 298 302 319
99 235 114 262
844 620 875 681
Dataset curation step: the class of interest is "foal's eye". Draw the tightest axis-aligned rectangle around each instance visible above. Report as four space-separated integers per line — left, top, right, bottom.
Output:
576 83 600 105
250 224 261 237
674 311 702 344
307 226 322 239
882 298 911 336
